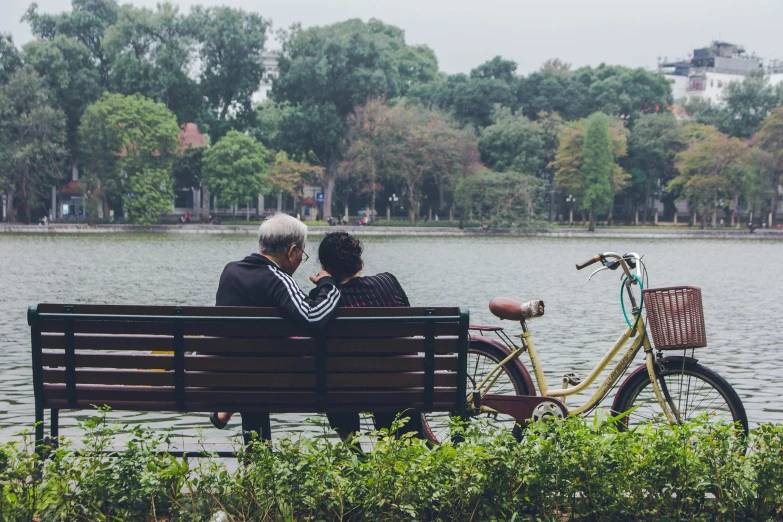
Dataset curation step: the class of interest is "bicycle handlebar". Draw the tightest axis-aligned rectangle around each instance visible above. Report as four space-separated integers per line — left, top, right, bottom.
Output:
575 255 602 270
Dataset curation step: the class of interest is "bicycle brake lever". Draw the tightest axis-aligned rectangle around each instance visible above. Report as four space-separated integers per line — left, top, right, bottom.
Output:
588 265 610 281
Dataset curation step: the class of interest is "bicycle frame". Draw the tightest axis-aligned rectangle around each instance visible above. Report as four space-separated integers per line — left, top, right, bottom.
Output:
473 253 678 423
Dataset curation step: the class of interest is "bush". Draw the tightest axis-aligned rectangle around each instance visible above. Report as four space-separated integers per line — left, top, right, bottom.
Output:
2 413 780 521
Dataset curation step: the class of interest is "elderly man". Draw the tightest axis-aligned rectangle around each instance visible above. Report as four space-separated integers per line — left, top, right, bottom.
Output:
210 213 341 440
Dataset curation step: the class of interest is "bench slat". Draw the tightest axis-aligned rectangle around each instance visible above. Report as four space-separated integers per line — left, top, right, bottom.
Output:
39 319 460 338
41 352 459 372
40 335 460 355
42 385 458 410
37 304 460 318
42 369 457 389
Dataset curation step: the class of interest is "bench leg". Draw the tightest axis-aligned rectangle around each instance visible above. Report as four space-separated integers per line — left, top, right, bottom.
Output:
35 406 44 453
51 409 59 446
241 413 271 446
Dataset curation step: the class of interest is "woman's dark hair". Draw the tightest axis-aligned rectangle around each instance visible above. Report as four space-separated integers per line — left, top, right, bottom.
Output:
318 232 363 283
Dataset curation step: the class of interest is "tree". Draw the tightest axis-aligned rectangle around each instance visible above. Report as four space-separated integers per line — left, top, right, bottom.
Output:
0 34 23 85
23 35 101 180
552 115 629 229
267 151 324 214
517 67 590 122
584 65 673 122
455 169 541 226
722 72 780 138
274 18 439 217
627 112 686 221
79 92 179 224
0 70 67 223
342 98 391 219
172 146 204 191
202 130 269 210
668 126 749 228
190 6 270 139
23 0 120 87
581 113 615 231
103 3 201 124
479 107 546 174
416 65 518 129
753 106 783 226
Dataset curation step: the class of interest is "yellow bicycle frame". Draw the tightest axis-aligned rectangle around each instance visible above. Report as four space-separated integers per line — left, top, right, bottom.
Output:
474 274 678 423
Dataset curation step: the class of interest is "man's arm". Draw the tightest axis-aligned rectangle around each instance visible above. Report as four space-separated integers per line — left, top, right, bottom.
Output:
267 265 341 330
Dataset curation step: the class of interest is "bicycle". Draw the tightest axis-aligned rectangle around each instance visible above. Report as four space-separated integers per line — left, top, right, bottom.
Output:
419 251 749 444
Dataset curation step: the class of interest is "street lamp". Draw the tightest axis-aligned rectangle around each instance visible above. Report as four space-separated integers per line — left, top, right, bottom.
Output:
566 194 576 226
387 193 398 221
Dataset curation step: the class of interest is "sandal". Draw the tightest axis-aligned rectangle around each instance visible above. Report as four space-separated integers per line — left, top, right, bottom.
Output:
210 412 228 430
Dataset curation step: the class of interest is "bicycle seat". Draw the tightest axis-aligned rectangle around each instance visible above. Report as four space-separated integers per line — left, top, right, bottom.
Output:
489 297 545 321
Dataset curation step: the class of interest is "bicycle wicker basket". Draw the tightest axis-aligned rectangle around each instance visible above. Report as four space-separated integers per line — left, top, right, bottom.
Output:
642 286 707 350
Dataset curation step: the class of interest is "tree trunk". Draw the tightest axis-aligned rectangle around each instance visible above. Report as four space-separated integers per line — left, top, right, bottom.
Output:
608 206 613 226
634 210 639 226
344 203 349 221
749 210 754 225
548 175 556 222
72 160 79 182
370 159 376 222
323 157 338 219
6 189 13 223
642 173 652 223
588 209 595 232
771 194 779 227
449 205 454 222
654 209 659 225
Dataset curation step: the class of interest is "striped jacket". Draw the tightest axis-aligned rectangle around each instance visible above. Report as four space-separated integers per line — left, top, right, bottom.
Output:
216 253 340 330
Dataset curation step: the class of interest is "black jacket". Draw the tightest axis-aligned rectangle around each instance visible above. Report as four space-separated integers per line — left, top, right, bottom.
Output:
215 253 341 330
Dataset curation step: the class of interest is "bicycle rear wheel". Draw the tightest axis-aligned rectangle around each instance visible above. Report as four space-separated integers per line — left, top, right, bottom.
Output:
421 340 532 444
612 357 748 436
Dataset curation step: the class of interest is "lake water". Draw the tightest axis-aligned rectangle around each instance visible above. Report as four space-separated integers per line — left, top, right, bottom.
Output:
1 233 781 448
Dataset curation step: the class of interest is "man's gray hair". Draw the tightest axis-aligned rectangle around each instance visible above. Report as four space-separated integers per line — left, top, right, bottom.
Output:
258 214 308 256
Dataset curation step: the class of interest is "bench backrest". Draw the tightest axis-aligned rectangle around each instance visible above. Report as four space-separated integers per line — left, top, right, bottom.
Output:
29 304 469 416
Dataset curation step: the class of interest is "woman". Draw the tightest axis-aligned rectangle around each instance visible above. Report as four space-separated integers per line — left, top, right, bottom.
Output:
310 232 424 440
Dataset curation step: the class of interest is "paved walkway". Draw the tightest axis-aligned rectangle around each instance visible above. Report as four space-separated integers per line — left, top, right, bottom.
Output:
2 223 782 239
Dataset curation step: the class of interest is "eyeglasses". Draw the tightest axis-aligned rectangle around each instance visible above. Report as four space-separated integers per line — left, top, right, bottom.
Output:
299 247 309 263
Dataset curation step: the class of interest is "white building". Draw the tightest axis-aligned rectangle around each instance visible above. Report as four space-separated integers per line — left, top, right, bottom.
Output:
659 41 783 105
252 50 280 105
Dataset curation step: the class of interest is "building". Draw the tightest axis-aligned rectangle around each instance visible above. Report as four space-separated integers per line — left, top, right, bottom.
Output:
251 50 280 105
659 41 783 105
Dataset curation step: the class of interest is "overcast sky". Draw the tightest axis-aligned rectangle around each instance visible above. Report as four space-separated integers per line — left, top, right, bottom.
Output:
2 0 783 75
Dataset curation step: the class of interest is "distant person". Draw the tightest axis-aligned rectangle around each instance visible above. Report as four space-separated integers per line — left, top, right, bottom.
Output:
310 231 424 441
209 214 341 439
185 212 191 224
342 214 348 225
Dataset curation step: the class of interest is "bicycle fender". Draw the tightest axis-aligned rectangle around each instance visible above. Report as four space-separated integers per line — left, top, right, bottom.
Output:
612 355 699 413
469 335 537 395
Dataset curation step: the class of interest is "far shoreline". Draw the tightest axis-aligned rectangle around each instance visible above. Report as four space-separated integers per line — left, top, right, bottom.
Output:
2 223 783 240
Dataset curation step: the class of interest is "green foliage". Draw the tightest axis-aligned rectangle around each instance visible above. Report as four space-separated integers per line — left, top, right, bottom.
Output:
22 34 101 156
3 413 781 521
190 5 269 138
0 69 67 223
78 92 179 223
668 125 750 227
202 130 269 206
582 112 615 226
455 169 543 226
171 146 204 190
0 34 23 85
478 106 547 174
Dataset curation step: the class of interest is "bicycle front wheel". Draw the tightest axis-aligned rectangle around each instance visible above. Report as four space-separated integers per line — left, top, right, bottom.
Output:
421 339 532 444
612 357 748 435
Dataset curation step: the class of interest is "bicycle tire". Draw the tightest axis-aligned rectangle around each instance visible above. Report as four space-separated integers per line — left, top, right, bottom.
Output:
612 357 748 436
421 339 532 444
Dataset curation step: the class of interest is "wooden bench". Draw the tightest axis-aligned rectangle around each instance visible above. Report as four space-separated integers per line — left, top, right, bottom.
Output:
28 304 469 456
